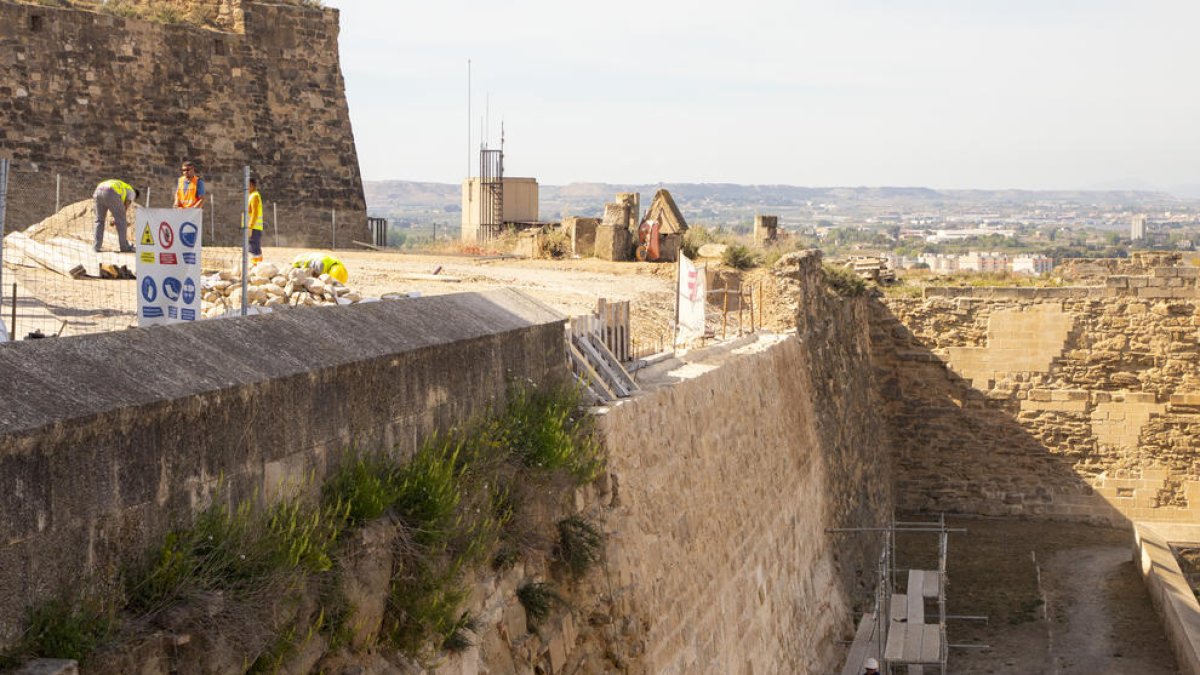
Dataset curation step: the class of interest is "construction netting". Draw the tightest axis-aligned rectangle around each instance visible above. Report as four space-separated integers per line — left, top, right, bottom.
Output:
0 168 360 340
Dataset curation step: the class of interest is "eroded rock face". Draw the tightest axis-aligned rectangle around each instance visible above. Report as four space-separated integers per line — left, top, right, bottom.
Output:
874 266 1200 524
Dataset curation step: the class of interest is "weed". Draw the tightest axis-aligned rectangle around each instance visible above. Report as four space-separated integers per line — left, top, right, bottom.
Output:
324 454 401 526
722 244 761 270
556 516 604 579
538 228 571 259
393 438 465 546
822 263 867 297
517 582 563 627
494 384 604 483
440 613 478 653
0 598 113 664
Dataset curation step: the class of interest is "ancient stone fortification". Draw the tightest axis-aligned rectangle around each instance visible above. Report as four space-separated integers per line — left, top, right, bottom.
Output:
589 254 892 672
873 265 1200 525
0 0 366 245
0 290 564 645
0 253 893 672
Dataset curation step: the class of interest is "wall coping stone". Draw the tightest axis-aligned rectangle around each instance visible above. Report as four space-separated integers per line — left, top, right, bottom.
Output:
0 290 563 437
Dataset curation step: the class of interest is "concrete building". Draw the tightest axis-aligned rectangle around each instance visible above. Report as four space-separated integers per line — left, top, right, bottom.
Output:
1012 254 1054 276
460 177 540 243
920 253 959 273
1132 215 1148 241
959 251 1009 273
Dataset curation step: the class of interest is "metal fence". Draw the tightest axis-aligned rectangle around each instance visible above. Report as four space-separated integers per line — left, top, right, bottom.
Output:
0 165 308 340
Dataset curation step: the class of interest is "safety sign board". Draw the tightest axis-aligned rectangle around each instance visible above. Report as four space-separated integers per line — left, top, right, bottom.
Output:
137 208 203 327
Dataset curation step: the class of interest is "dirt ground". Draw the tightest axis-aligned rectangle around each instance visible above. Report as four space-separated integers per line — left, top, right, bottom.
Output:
897 516 1178 674
5 243 795 344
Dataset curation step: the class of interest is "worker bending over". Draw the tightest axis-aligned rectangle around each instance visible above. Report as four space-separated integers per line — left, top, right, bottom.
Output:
293 251 348 284
92 179 139 253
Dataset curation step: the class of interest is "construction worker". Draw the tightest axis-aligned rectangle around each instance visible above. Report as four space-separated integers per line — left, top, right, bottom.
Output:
92 179 139 253
174 160 206 209
861 657 880 674
245 177 264 265
292 251 348 284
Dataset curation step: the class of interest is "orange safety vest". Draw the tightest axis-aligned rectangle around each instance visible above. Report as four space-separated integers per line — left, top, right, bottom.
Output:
176 176 203 208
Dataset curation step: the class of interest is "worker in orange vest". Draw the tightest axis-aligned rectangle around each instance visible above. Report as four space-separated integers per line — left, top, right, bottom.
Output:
174 160 206 209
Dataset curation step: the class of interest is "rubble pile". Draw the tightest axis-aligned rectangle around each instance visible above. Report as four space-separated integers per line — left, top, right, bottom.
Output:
201 261 363 318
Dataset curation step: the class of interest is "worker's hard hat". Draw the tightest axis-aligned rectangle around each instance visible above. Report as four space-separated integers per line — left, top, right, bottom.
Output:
329 263 348 284
864 657 879 670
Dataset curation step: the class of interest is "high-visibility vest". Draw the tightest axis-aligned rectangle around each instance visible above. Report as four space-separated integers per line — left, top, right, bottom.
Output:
176 176 203 208
292 252 341 275
246 191 263 230
99 179 134 202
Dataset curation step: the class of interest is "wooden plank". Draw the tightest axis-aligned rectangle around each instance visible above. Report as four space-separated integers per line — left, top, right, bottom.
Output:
903 619 923 664
918 624 941 664
883 623 906 663
839 613 879 675
588 333 638 392
566 340 616 400
923 570 940 599
907 570 925 625
574 334 631 397
890 594 908 622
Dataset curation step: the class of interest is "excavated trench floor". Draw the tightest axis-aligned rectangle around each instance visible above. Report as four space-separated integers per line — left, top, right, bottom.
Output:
896 516 1178 674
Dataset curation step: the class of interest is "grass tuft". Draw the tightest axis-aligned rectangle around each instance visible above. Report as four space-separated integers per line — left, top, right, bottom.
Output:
556 516 604 579
722 244 761 270
822 263 867 297
516 582 563 627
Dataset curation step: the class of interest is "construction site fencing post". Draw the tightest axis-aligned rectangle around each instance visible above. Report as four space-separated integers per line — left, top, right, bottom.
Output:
210 193 217 244
332 207 337 249
273 202 278 248
54 173 60 213
0 158 8 324
241 165 249 316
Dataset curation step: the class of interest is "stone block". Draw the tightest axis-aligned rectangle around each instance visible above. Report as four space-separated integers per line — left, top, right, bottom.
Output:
1106 276 1129 288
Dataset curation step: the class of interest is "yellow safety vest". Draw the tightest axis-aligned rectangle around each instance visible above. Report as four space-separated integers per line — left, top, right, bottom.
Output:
100 179 134 202
292 252 341 275
247 191 263 231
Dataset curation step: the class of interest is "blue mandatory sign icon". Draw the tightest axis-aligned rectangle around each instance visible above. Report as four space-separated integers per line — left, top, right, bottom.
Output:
141 276 157 302
179 222 199 248
182 278 197 305
162 277 182 303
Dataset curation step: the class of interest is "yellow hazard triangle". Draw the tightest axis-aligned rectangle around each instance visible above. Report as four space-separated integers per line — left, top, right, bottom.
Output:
140 224 155 246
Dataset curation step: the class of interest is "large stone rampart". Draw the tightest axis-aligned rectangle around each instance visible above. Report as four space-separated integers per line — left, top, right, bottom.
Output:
591 252 893 673
874 267 1200 525
0 0 365 245
0 290 566 643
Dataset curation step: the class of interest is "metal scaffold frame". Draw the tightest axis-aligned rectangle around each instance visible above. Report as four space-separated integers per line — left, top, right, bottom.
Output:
831 513 985 675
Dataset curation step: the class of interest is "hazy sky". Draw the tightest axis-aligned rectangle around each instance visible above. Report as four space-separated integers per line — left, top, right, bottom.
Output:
326 1 1200 191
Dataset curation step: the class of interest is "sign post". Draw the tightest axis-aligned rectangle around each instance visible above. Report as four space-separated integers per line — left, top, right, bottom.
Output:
136 208 203 327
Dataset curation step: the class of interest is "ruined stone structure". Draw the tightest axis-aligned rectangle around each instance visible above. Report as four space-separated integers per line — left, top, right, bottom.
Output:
0 252 893 672
873 265 1200 525
0 0 366 246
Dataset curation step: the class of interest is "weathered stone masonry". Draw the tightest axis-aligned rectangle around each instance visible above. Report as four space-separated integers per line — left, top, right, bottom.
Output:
0 0 366 245
873 266 1200 526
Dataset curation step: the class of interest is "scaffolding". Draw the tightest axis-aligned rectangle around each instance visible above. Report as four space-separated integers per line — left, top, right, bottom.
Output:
478 138 503 244
832 514 981 675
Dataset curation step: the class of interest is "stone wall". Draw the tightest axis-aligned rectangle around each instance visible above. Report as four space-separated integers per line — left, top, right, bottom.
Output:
873 266 1200 525
581 251 893 673
0 290 566 645
0 0 366 246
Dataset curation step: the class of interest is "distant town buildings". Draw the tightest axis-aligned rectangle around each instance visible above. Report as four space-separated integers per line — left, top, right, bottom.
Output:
905 251 1054 276
1131 215 1147 241
926 226 1016 243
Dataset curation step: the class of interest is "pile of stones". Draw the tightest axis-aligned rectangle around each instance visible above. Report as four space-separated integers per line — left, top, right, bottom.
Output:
200 262 363 318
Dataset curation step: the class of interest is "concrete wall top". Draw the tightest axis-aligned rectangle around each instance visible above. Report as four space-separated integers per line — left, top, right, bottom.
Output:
0 289 563 437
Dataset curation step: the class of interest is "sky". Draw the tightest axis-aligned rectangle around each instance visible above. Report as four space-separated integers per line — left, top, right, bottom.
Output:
326 1 1200 192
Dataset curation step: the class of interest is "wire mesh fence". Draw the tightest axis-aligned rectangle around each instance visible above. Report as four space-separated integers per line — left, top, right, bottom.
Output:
0 166 325 339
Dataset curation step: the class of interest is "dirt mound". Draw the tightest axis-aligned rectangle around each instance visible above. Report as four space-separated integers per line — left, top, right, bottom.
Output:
17 198 141 244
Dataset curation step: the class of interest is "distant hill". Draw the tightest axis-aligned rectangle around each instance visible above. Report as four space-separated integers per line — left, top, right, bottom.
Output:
365 180 1189 227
